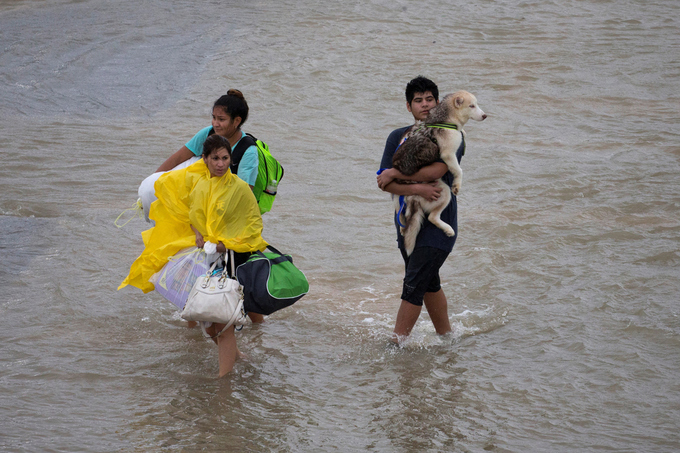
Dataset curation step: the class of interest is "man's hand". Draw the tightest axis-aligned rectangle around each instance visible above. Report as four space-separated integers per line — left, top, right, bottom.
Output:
378 162 448 193
416 182 442 202
377 168 398 190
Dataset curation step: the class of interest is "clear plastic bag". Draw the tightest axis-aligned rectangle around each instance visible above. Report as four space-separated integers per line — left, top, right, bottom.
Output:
149 247 210 310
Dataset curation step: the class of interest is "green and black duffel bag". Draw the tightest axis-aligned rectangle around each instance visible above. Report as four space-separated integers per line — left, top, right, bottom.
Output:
236 245 309 316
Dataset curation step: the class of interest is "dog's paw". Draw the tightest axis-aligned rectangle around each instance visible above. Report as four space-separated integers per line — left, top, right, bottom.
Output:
451 184 461 196
443 225 455 237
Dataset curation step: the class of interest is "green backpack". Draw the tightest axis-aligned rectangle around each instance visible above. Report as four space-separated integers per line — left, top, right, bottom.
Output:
230 133 284 214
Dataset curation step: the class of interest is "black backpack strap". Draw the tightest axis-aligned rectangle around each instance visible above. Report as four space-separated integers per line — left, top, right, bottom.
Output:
230 133 257 174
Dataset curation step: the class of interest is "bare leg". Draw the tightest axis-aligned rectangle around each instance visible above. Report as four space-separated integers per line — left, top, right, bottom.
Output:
392 300 423 343
423 289 452 335
248 312 264 323
216 325 238 377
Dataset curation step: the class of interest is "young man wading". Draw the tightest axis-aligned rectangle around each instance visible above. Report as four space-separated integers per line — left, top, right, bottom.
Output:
377 76 457 344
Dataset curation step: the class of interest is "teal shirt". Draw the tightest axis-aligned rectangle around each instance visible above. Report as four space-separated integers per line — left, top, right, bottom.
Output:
185 126 259 186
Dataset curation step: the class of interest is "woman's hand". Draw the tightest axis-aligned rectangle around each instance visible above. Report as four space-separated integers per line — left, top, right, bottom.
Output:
191 225 205 248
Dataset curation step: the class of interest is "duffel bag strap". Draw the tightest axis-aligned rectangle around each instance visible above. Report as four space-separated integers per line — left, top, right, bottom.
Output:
216 249 234 285
229 249 236 278
265 244 284 255
227 249 245 332
260 245 293 264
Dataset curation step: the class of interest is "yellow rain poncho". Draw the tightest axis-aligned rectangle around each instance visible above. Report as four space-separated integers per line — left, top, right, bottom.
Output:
118 159 268 293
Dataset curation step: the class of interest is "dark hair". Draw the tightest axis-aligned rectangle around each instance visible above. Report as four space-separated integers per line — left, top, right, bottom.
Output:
405 76 439 105
213 89 249 127
202 134 231 158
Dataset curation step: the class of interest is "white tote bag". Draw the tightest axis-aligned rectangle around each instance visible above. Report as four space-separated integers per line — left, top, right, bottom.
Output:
182 251 247 333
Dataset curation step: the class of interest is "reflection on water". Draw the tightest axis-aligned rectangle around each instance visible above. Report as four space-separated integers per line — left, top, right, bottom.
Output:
1 0 679 451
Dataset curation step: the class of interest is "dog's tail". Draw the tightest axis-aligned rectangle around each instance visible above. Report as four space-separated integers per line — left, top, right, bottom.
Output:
402 198 426 256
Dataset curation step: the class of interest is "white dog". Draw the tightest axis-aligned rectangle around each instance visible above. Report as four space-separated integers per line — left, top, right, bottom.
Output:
392 90 486 255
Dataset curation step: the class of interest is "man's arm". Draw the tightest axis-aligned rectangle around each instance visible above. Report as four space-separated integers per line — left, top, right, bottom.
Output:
377 161 448 189
377 127 446 202
382 179 443 202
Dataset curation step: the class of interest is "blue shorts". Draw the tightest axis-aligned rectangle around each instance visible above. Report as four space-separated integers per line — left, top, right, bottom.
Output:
400 246 449 306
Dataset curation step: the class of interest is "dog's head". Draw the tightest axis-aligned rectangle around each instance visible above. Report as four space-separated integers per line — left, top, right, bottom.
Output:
443 91 487 126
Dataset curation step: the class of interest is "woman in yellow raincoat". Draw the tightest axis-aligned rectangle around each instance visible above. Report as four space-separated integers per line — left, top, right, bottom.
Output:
119 134 267 376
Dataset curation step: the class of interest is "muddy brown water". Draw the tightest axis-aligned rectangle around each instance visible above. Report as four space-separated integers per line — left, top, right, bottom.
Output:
1 0 679 451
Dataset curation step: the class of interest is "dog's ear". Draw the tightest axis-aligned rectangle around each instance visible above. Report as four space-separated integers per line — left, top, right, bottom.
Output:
454 95 465 108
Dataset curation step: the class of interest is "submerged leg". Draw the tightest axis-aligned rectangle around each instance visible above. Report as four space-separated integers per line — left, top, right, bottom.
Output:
215 324 238 377
392 300 423 343
423 289 452 335
248 312 264 323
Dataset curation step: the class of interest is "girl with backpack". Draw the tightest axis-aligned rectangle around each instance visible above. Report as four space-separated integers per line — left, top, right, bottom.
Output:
157 89 259 191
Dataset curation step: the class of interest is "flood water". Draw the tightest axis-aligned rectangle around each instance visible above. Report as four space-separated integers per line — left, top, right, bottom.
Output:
1 0 679 451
